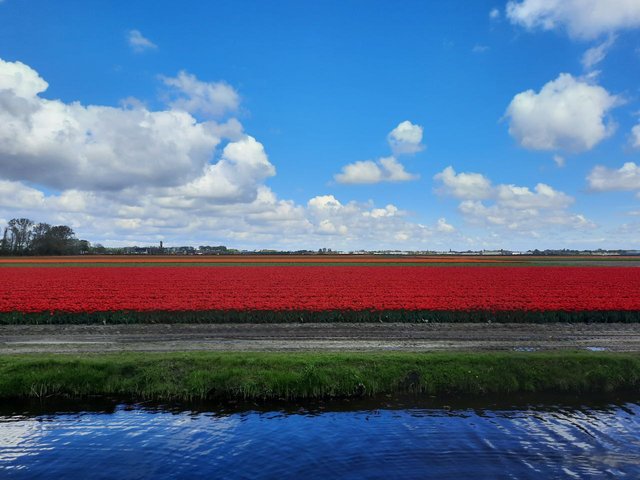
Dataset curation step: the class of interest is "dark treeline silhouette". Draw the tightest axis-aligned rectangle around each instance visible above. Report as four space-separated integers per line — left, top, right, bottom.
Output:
1 218 90 256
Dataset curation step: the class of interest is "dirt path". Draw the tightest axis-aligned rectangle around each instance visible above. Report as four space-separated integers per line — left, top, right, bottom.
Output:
2 323 640 353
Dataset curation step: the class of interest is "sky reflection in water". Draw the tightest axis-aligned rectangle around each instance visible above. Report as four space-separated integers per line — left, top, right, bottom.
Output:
1 400 640 479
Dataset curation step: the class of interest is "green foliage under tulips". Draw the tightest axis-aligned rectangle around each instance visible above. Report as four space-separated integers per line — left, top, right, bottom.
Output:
2 309 640 325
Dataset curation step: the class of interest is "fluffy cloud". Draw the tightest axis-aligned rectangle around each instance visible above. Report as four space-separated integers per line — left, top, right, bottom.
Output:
0 57 283 241
436 218 455 233
0 180 45 209
433 166 493 200
306 195 453 245
334 157 417 184
495 183 573 209
587 162 640 192
458 199 592 231
127 30 157 53
0 59 48 97
581 35 616 70
0 57 457 250
334 121 423 185
162 71 240 118
307 195 342 211
505 73 619 152
435 165 592 233
387 120 425 155
0 59 236 191
506 0 640 39
170 136 276 203
0 178 454 249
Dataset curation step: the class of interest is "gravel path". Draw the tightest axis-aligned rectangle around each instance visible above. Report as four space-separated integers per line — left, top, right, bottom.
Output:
2 323 640 353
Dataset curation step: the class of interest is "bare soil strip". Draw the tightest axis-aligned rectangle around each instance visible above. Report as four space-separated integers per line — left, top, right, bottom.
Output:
2 323 640 353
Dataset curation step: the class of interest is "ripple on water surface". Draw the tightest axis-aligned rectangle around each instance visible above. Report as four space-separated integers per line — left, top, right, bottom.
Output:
1 401 640 479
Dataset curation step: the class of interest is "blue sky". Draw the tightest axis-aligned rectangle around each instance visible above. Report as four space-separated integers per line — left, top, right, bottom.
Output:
1 0 640 250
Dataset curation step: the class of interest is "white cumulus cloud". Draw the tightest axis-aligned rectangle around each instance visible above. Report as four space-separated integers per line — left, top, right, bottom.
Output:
458 199 592 231
495 183 574 209
387 120 425 155
335 157 418 184
587 162 640 192
162 70 240 118
0 59 48 98
307 195 343 211
433 166 493 200
306 195 453 245
172 136 276 203
436 218 456 233
0 180 45 209
0 57 456 250
0 59 230 191
435 165 591 233
505 73 619 152
334 121 423 185
506 0 640 39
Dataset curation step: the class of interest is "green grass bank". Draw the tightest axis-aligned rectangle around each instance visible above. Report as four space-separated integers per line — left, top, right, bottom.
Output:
1 352 639 401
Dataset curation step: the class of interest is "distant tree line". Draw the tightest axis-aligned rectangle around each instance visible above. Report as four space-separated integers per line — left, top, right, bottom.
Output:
0 218 91 256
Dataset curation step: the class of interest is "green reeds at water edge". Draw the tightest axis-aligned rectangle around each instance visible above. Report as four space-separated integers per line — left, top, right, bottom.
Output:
1 352 638 401
2 309 640 324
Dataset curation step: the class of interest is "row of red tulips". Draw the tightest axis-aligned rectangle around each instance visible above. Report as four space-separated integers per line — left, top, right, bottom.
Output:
1 266 639 313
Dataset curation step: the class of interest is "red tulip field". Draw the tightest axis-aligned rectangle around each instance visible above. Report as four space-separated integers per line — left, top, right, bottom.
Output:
2 259 640 323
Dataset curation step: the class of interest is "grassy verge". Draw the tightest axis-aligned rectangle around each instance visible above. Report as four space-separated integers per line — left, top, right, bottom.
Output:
1 351 639 401
2 309 640 325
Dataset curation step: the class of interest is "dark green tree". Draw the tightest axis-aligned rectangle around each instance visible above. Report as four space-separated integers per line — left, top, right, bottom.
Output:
7 218 33 254
30 223 52 255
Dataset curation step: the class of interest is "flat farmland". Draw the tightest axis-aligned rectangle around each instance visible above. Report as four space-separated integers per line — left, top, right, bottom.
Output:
2 255 640 353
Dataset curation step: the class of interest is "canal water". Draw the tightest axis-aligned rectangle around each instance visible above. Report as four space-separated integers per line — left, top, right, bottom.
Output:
1 396 640 479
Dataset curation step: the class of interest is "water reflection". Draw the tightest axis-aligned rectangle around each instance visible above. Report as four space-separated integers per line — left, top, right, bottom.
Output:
1 395 640 479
